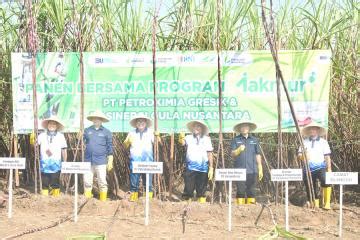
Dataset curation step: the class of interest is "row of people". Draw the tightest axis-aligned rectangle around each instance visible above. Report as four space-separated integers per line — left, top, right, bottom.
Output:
36 110 332 209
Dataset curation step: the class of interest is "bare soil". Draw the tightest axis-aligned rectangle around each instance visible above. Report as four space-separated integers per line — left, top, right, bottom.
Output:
0 189 359 240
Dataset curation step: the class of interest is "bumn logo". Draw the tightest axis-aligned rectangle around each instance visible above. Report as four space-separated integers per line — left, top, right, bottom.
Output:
180 55 195 63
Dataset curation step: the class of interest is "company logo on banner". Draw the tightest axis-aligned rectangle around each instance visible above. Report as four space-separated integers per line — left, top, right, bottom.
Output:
11 50 331 133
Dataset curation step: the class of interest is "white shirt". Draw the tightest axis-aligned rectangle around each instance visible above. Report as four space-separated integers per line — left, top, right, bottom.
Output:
129 128 154 164
38 131 67 173
38 131 67 161
185 134 213 172
299 137 331 171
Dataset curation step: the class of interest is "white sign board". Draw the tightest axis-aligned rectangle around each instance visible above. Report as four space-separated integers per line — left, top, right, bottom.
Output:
271 169 303 181
215 169 246 181
61 162 91 174
133 162 163 174
326 172 358 185
0 158 26 169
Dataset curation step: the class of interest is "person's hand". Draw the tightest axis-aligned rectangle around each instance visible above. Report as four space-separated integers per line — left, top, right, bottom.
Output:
107 155 114 171
30 132 35 145
233 145 245 156
298 151 310 161
123 135 134 148
178 132 186 145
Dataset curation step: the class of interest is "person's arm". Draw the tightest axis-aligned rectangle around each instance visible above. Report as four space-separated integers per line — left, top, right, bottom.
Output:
62 148 67 162
106 131 113 156
61 134 68 162
83 128 88 144
255 140 263 181
325 155 331 172
256 155 263 181
324 140 332 172
207 151 214 180
207 152 213 168
106 131 114 171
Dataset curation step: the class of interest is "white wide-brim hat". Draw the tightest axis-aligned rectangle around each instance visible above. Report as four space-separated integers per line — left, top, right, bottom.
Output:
87 110 109 123
41 115 65 131
301 121 326 137
233 121 257 133
186 120 209 135
129 114 152 128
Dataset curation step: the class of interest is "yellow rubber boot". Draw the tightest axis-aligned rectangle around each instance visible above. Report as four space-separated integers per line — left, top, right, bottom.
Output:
130 192 138 202
323 187 332 210
84 189 93 198
314 199 320 208
41 189 49 196
51 188 61 197
148 192 153 199
99 191 107 201
198 197 206 203
246 198 256 204
236 198 245 205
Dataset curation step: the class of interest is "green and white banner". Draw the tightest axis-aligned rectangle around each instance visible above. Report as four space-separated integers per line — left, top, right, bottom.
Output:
11 50 331 133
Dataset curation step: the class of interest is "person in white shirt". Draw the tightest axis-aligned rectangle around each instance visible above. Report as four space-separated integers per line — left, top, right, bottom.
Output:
298 122 332 209
123 115 160 202
38 116 67 197
179 120 213 203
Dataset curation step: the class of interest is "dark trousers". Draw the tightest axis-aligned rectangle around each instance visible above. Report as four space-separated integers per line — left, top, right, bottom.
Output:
41 172 60 190
304 168 329 200
130 173 152 192
236 173 257 198
183 170 208 199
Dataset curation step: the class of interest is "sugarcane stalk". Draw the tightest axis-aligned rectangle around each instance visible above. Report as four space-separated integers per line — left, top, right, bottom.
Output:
260 0 315 203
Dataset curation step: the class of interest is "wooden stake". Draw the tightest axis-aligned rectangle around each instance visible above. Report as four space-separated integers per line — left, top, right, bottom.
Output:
169 133 174 197
13 135 19 187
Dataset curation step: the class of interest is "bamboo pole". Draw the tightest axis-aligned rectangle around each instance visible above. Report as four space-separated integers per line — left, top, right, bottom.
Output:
13 134 19 187
216 0 226 199
260 0 315 203
152 2 160 198
169 133 174 197
26 0 41 194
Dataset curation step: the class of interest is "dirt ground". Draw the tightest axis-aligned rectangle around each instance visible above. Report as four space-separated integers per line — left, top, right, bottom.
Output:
0 189 359 240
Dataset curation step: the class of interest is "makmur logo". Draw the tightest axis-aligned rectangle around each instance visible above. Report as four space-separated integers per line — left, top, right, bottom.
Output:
236 72 318 93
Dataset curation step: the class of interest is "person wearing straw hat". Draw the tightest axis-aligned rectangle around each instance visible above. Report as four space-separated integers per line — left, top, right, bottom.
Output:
123 114 160 202
298 121 332 209
231 121 262 205
37 115 68 197
83 110 113 201
179 120 214 203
